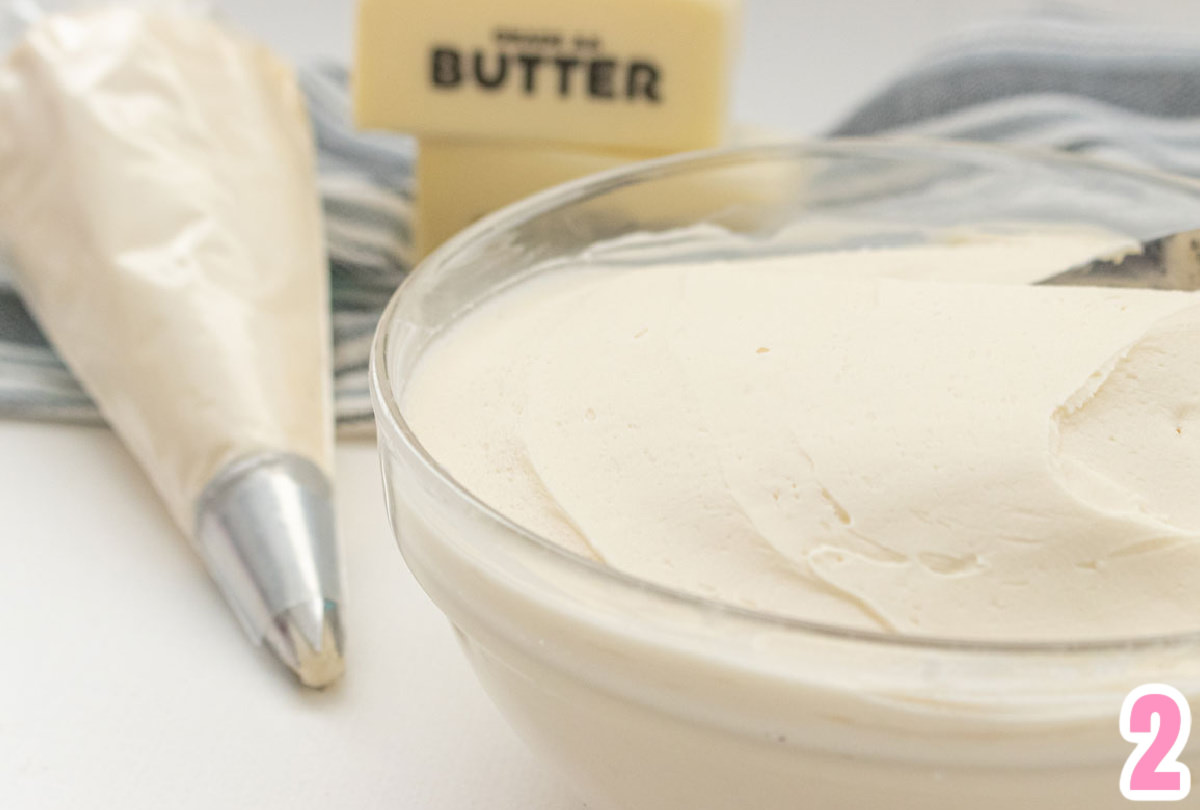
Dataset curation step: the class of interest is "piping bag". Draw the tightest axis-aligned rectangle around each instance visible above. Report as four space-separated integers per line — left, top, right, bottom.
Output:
0 3 345 686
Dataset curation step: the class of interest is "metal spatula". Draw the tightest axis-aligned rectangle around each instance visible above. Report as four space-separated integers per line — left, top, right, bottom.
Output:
1038 229 1200 290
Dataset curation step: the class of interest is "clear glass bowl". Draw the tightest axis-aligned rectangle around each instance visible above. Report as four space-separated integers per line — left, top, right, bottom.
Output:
370 140 1200 810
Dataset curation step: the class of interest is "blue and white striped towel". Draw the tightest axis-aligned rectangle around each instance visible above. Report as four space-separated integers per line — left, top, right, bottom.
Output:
832 13 1200 174
3 14 1200 433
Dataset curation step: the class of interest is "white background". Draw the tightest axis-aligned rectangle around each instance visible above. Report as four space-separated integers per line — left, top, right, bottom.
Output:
3 1 1200 808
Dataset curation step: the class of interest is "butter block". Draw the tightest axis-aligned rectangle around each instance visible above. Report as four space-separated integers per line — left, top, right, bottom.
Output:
415 125 804 258
355 0 740 152
415 138 660 257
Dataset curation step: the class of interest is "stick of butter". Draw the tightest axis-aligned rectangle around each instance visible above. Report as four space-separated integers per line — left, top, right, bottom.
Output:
355 0 741 152
415 124 795 258
415 138 661 257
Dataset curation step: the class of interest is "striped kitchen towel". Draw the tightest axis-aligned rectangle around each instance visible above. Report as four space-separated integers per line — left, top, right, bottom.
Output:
3 13 1200 433
832 12 1200 173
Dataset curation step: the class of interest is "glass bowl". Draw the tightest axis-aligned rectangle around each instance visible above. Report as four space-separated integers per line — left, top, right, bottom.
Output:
370 140 1200 810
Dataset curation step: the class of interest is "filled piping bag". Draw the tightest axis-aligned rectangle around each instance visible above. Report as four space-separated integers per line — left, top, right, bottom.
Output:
0 3 344 686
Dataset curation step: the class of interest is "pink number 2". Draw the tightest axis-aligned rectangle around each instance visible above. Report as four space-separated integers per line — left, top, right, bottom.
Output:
1121 684 1192 801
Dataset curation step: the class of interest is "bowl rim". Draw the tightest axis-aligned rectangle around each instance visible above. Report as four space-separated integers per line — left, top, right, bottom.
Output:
371 136 1200 656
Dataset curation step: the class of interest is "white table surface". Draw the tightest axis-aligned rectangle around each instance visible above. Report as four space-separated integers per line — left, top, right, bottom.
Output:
5 1 1200 807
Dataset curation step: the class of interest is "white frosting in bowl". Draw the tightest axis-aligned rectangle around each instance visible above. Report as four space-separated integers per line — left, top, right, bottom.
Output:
403 227 1200 641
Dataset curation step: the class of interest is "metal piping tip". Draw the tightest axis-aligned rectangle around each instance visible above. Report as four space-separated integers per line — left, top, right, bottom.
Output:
264 599 345 688
195 452 346 690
